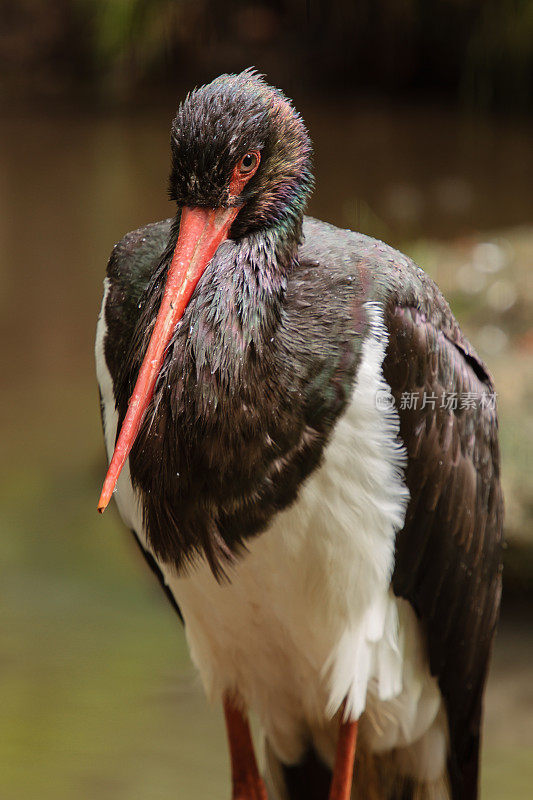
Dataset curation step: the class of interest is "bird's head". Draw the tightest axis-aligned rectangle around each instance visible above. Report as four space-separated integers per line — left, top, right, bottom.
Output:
168 69 313 236
98 71 313 512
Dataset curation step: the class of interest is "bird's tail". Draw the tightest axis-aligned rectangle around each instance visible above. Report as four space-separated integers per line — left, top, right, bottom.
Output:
263 737 450 800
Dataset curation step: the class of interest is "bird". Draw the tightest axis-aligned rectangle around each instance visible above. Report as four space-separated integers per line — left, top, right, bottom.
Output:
95 70 503 800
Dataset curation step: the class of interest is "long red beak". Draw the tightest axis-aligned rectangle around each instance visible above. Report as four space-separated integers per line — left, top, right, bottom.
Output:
98 204 240 513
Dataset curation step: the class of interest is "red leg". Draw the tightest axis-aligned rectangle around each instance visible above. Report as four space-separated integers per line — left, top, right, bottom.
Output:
328 712 358 800
223 694 268 800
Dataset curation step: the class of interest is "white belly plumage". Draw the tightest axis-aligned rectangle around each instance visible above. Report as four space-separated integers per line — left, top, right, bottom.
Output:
96 287 447 783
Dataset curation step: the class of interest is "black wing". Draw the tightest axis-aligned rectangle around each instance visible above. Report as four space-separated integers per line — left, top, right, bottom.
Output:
383 303 503 800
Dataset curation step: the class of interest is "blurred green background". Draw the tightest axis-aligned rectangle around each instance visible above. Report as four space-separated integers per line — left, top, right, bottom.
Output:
1 2 532 798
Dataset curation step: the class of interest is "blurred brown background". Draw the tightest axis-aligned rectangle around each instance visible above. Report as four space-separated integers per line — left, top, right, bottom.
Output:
1 2 532 798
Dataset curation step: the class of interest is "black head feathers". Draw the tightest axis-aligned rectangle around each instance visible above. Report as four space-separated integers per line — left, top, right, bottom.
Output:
169 69 314 236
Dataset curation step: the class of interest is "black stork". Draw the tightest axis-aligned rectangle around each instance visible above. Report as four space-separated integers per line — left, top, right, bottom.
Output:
96 70 503 800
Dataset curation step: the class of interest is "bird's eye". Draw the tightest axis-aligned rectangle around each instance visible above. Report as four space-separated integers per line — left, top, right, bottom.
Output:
238 151 260 175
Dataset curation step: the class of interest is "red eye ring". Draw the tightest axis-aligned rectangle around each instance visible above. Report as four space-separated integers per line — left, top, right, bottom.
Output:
229 150 261 196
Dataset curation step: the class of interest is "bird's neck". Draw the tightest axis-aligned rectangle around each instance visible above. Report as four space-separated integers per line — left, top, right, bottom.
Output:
241 217 300 285
221 214 301 345
169 210 301 368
